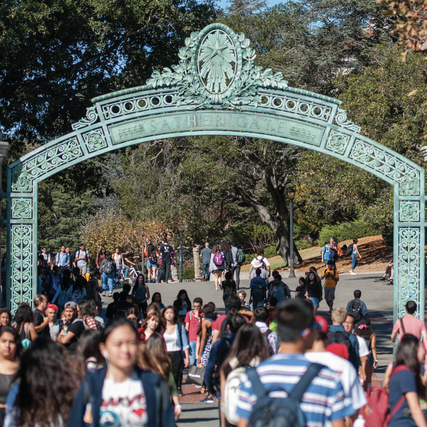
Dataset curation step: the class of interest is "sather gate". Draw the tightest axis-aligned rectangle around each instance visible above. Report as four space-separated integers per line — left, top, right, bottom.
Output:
6 23 425 322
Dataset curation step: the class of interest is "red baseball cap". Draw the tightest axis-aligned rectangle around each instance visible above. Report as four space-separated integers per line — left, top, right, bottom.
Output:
315 315 328 334
326 343 349 360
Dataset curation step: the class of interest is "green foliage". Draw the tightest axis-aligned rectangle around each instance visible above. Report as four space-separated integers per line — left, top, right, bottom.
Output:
316 221 381 246
0 0 216 149
182 266 195 280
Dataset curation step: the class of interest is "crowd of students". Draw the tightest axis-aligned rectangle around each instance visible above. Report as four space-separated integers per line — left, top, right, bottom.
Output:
0 239 422 427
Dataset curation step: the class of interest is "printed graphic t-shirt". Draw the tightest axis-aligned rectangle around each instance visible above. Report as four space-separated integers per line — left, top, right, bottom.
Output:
100 372 148 427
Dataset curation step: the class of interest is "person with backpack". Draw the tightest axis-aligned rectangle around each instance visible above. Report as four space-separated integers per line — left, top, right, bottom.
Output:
132 273 150 318
13 303 38 348
219 323 270 427
321 260 339 313
391 300 427 344
354 316 377 395
74 243 90 276
254 306 278 355
112 247 124 283
348 238 362 275
204 313 246 404
305 315 367 424
222 241 233 272
99 252 115 297
346 290 368 322
185 297 203 366
387 334 427 427
321 241 333 266
250 268 267 310
329 307 360 372
249 252 270 279
200 242 212 281
210 245 225 291
68 318 175 427
55 245 70 273
268 273 291 305
235 299 353 427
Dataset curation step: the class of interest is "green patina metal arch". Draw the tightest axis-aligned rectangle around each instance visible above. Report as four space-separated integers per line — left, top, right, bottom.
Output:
6 23 425 322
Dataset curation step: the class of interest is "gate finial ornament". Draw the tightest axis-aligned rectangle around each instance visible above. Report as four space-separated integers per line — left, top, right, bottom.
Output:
146 23 288 109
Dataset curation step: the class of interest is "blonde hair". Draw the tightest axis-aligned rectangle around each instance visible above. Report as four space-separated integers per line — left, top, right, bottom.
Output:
331 307 347 325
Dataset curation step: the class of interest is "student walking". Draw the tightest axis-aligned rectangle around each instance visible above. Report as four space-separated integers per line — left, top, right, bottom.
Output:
349 238 362 275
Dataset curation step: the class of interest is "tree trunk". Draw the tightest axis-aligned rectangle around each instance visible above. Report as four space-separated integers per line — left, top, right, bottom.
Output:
245 198 302 268
193 245 202 280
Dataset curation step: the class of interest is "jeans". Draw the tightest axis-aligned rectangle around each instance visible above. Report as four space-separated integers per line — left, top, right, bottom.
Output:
115 264 122 280
124 265 130 278
352 253 358 270
102 272 114 293
189 341 198 366
232 264 241 289
202 263 210 280
252 298 265 311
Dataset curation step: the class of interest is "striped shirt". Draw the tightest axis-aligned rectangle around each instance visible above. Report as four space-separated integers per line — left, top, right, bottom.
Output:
236 353 353 427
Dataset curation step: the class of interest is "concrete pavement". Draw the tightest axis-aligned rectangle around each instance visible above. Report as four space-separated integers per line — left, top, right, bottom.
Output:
102 272 395 427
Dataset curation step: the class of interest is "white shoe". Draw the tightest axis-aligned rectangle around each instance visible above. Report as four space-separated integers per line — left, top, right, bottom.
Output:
351 271 356 275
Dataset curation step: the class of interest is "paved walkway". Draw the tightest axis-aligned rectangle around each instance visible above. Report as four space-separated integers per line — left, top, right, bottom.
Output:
103 272 395 427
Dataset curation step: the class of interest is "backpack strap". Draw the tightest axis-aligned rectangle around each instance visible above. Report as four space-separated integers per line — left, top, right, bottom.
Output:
399 318 406 335
288 363 325 401
246 367 268 399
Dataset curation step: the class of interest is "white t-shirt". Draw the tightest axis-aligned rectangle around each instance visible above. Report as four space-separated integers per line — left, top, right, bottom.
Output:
251 256 270 268
164 329 180 352
356 336 370 357
305 351 366 413
100 372 147 427
75 250 89 267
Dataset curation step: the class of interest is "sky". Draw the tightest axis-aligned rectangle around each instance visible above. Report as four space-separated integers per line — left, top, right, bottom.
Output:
216 0 284 11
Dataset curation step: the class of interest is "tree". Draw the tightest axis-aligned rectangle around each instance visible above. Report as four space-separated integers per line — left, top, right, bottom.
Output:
297 44 427 240
0 0 216 150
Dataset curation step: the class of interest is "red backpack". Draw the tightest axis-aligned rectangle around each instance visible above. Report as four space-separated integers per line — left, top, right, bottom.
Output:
361 365 410 427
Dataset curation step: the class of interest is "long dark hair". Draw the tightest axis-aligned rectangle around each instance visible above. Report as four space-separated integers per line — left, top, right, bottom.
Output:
74 330 105 380
151 292 163 305
174 289 191 311
139 332 172 379
98 247 106 256
354 317 373 340
395 334 425 396
73 275 86 293
0 326 23 359
132 274 145 296
221 324 269 377
14 303 34 325
12 337 78 426
0 308 11 326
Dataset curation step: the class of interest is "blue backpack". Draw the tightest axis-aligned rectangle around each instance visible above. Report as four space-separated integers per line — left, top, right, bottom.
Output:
246 363 324 427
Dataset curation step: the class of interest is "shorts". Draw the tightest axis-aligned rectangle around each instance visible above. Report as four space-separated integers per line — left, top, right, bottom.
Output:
324 287 336 301
147 260 151 268
309 297 319 307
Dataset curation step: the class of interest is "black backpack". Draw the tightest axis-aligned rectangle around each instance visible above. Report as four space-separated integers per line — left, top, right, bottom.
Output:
348 299 362 322
328 330 352 353
346 244 353 256
149 251 158 264
103 260 114 275
247 363 324 427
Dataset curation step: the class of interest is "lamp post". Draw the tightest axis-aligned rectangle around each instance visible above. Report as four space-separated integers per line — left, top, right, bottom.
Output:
178 222 185 283
287 183 296 278
140 226 145 277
